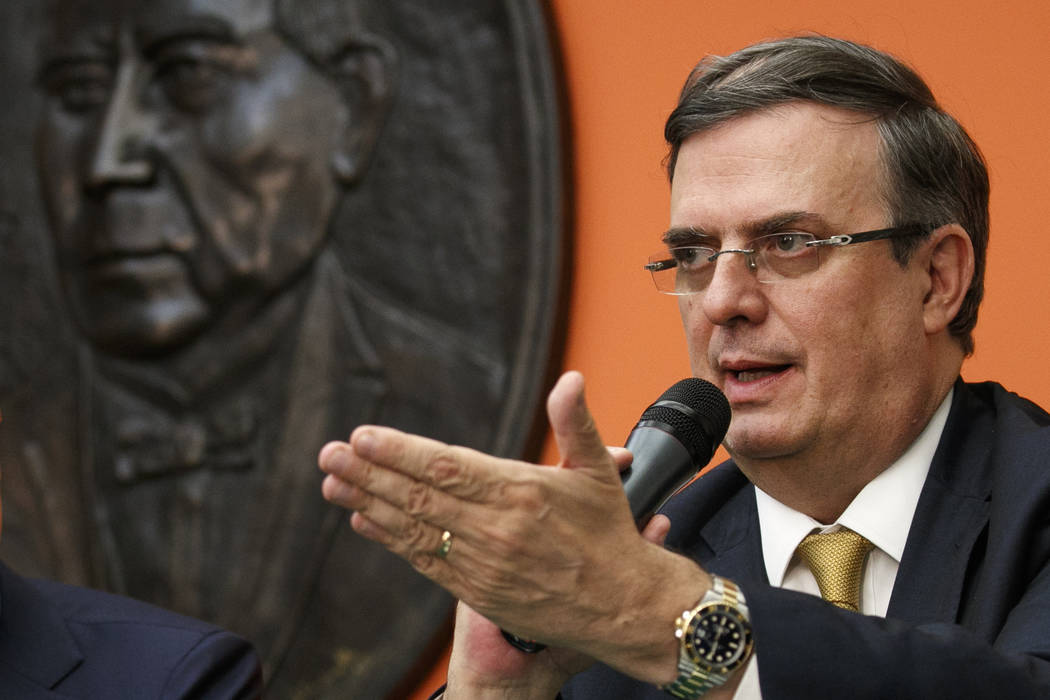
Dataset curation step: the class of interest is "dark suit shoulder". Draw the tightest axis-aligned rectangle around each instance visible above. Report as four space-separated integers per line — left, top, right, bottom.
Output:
32 576 218 632
1 563 262 699
962 379 1050 430
941 381 1050 496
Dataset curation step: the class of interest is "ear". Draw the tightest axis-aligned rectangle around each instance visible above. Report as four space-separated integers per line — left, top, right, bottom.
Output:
921 224 975 336
325 35 397 186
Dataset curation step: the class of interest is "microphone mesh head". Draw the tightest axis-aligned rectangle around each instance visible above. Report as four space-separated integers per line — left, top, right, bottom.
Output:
639 378 731 461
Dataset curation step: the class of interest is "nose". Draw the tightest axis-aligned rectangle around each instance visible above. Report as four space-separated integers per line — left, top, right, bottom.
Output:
86 39 155 189
698 250 768 327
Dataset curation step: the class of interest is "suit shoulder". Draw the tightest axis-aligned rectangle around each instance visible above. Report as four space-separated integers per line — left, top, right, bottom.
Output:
28 577 262 698
953 381 1050 503
963 380 1050 432
0 564 261 698
32 576 218 633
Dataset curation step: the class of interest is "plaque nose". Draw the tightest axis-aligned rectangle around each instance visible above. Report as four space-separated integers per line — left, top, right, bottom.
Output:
86 35 155 189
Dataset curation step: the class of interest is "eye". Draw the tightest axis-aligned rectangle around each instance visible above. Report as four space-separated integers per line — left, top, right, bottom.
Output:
152 41 244 114
42 62 114 114
760 233 813 257
671 247 708 270
156 56 229 112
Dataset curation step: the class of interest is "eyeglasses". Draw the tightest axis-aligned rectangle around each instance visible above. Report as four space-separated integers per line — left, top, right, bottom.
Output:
644 224 930 295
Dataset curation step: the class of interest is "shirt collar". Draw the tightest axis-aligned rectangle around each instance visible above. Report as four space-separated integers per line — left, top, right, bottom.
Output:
755 388 953 586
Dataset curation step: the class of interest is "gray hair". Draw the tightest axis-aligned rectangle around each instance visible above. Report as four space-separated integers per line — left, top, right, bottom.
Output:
665 35 987 355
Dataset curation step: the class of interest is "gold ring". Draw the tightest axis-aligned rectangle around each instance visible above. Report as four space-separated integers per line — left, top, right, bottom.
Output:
435 530 453 559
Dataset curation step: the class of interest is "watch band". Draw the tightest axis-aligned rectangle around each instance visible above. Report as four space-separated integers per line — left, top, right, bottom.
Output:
661 576 752 699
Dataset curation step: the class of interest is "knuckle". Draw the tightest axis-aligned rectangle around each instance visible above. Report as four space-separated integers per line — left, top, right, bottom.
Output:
422 448 465 488
404 481 433 517
483 523 527 561
403 519 433 552
408 548 438 574
505 476 552 520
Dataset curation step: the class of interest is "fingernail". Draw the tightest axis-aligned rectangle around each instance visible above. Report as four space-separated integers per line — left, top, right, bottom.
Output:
353 431 376 459
326 447 351 474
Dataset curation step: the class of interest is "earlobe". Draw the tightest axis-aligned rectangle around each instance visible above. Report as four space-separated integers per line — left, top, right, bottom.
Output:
922 224 975 335
327 36 398 185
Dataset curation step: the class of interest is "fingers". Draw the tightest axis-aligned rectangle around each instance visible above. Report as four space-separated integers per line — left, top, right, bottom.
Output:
348 427 477 494
319 434 543 579
640 513 671 547
334 426 516 504
321 470 441 549
320 440 475 537
547 371 611 473
607 446 633 473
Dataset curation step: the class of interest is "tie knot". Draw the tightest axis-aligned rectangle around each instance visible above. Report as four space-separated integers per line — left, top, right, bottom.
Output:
796 528 875 612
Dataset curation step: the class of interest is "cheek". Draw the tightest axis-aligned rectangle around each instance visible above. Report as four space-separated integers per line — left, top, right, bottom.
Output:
191 74 343 220
804 287 914 390
678 296 714 373
37 117 83 207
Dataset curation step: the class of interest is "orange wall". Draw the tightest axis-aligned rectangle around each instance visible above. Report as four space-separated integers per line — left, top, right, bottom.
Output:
411 1 1050 695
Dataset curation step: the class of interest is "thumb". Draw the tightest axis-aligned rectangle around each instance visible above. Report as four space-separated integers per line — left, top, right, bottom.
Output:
547 371 610 473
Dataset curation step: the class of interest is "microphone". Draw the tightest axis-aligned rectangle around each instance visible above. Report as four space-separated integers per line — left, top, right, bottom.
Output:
503 377 731 653
621 377 731 524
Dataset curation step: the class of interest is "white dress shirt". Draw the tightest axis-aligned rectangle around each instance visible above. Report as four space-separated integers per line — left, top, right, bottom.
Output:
732 389 953 698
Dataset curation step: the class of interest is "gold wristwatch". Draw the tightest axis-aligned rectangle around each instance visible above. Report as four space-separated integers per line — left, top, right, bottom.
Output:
662 576 754 699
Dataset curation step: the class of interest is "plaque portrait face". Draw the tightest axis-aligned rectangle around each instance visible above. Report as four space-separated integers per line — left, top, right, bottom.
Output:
36 0 391 356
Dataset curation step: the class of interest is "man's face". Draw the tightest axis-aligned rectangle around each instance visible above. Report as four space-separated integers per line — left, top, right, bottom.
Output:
670 102 935 481
36 0 348 355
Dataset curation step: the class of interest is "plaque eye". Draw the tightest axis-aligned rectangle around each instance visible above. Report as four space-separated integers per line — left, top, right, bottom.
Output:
43 62 114 113
153 42 240 113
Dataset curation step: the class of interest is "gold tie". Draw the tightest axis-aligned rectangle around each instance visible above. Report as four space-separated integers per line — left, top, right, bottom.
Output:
796 528 875 612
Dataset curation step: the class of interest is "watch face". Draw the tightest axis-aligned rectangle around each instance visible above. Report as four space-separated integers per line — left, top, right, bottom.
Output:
684 603 753 672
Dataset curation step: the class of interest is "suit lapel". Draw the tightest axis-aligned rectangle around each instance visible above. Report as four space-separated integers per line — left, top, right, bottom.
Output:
665 464 767 588
0 562 82 696
699 485 768 588
888 381 993 624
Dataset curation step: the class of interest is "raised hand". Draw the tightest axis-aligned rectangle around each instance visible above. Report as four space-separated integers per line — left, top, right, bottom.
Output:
319 371 710 686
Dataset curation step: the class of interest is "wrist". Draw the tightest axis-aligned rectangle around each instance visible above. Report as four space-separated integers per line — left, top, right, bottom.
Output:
585 545 713 684
445 668 563 700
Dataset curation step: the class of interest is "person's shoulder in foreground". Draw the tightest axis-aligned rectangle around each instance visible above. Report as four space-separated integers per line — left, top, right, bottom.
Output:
0 560 263 699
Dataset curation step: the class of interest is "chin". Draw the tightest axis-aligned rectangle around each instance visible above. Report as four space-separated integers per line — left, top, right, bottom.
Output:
724 423 803 462
77 304 210 359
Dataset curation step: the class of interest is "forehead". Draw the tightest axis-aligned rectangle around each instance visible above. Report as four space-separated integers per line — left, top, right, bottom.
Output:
669 102 887 232
44 0 274 47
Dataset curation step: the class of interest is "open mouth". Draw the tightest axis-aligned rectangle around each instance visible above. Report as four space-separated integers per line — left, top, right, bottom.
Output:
732 365 791 383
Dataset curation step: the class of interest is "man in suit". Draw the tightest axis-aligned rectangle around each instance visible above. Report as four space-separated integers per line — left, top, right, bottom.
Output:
0 453 262 697
318 35 1050 698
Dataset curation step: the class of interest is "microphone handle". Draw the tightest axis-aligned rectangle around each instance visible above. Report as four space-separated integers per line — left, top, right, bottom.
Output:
502 630 547 653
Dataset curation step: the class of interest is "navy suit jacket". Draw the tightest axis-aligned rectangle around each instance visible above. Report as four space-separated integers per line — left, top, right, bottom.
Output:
561 380 1050 698
0 561 262 699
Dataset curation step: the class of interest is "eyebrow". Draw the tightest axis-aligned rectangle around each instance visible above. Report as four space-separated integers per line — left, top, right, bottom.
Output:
37 14 241 76
661 211 829 246
137 14 240 56
38 29 115 75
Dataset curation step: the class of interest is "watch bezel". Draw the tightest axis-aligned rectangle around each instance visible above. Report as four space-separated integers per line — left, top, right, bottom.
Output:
681 601 754 673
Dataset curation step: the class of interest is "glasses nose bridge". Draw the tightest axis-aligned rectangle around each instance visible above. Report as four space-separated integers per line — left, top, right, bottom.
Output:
708 246 759 274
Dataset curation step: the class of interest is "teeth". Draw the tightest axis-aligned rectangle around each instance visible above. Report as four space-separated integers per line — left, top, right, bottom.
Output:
737 369 777 382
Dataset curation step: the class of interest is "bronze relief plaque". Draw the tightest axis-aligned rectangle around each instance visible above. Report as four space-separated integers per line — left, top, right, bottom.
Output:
0 1 567 697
